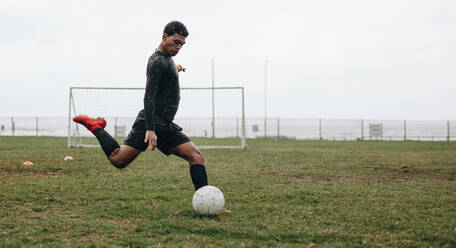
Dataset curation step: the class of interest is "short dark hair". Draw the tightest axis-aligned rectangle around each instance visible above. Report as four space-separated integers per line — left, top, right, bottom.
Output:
164 21 189 37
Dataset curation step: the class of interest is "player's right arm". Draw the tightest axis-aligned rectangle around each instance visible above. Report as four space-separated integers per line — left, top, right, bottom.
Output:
143 57 163 151
144 130 157 151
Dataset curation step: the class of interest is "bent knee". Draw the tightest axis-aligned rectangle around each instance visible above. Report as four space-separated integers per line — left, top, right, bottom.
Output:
189 150 204 165
110 158 130 169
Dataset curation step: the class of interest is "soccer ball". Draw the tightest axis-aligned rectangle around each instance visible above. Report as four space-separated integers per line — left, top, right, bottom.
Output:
192 185 225 216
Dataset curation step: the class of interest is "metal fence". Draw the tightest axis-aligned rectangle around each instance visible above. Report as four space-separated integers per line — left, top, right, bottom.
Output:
0 116 455 141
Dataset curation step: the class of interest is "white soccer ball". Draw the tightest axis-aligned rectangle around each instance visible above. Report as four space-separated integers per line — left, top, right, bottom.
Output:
192 185 225 216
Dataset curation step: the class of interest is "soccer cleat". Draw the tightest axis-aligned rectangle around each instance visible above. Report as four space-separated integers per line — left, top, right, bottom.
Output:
73 115 106 132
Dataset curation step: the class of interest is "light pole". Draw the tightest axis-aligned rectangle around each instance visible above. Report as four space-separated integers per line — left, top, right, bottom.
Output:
211 58 215 138
264 59 268 138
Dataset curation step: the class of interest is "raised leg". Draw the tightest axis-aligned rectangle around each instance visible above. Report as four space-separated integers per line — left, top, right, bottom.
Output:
73 115 141 169
108 145 142 169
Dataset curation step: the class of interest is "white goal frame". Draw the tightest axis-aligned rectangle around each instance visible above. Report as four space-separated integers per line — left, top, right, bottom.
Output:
67 86 247 149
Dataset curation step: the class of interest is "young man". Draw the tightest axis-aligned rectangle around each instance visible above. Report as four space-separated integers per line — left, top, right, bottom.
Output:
73 21 208 191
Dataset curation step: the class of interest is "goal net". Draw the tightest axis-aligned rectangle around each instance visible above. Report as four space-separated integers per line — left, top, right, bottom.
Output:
68 87 247 149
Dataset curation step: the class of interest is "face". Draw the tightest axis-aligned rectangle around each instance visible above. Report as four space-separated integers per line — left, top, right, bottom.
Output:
162 33 186 56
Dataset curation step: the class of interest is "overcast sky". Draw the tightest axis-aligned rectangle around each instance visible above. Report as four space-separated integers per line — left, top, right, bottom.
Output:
1 0 455 120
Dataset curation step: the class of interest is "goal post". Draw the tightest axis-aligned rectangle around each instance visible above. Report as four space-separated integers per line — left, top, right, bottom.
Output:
68 86 247 150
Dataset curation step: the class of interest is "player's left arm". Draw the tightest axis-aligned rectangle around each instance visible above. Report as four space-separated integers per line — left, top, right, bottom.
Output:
176 64 186 72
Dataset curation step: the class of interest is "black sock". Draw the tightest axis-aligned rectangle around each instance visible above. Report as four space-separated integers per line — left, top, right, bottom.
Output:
190 164 208 190
92 128 120 157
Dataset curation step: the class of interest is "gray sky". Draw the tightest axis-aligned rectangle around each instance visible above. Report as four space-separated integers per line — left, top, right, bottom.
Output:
1 0 455 120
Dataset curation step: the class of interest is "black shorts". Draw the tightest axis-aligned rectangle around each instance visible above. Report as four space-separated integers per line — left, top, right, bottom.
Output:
123 112 191 156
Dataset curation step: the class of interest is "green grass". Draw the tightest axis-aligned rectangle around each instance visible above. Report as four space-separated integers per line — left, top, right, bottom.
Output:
0 137 455 247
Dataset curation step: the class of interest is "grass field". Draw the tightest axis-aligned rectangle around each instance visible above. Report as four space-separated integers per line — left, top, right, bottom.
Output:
0 137 455 247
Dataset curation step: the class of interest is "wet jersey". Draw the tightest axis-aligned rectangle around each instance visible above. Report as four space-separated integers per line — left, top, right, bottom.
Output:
141 50 180 131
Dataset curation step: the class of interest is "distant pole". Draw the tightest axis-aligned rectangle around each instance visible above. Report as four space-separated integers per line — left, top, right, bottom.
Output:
211 58 215 138
264 59 268 138
361 119 364 140
447 120 450 142
277 117 280 140
319 118 322 140
241 87 247 149
236 117 239 138
11 117 14 136
404 120 407 141
115 117 118 138
36 117 38 136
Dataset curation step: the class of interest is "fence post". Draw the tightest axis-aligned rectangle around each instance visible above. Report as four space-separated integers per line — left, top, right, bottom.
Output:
114 117 118 138
36 117 38 136
277 117 280 140
361 119 364 140
404 120 407 141
319 118 322 140
11 117 15 136
236 117 239 138
447 120 450 142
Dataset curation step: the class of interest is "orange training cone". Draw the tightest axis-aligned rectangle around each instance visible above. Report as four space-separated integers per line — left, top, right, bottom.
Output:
64 156 74 161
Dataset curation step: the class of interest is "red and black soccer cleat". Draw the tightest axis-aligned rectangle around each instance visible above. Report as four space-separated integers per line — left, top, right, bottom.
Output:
73 115 106 132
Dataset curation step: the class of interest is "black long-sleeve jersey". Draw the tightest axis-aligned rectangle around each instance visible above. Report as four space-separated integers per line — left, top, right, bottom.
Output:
140 50 180 131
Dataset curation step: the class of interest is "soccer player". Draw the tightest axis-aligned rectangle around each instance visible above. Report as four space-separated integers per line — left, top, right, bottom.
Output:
73 21 208 191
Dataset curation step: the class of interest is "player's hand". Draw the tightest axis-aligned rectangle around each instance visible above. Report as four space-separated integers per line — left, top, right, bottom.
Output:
176 64 186 72
144 130 157 151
